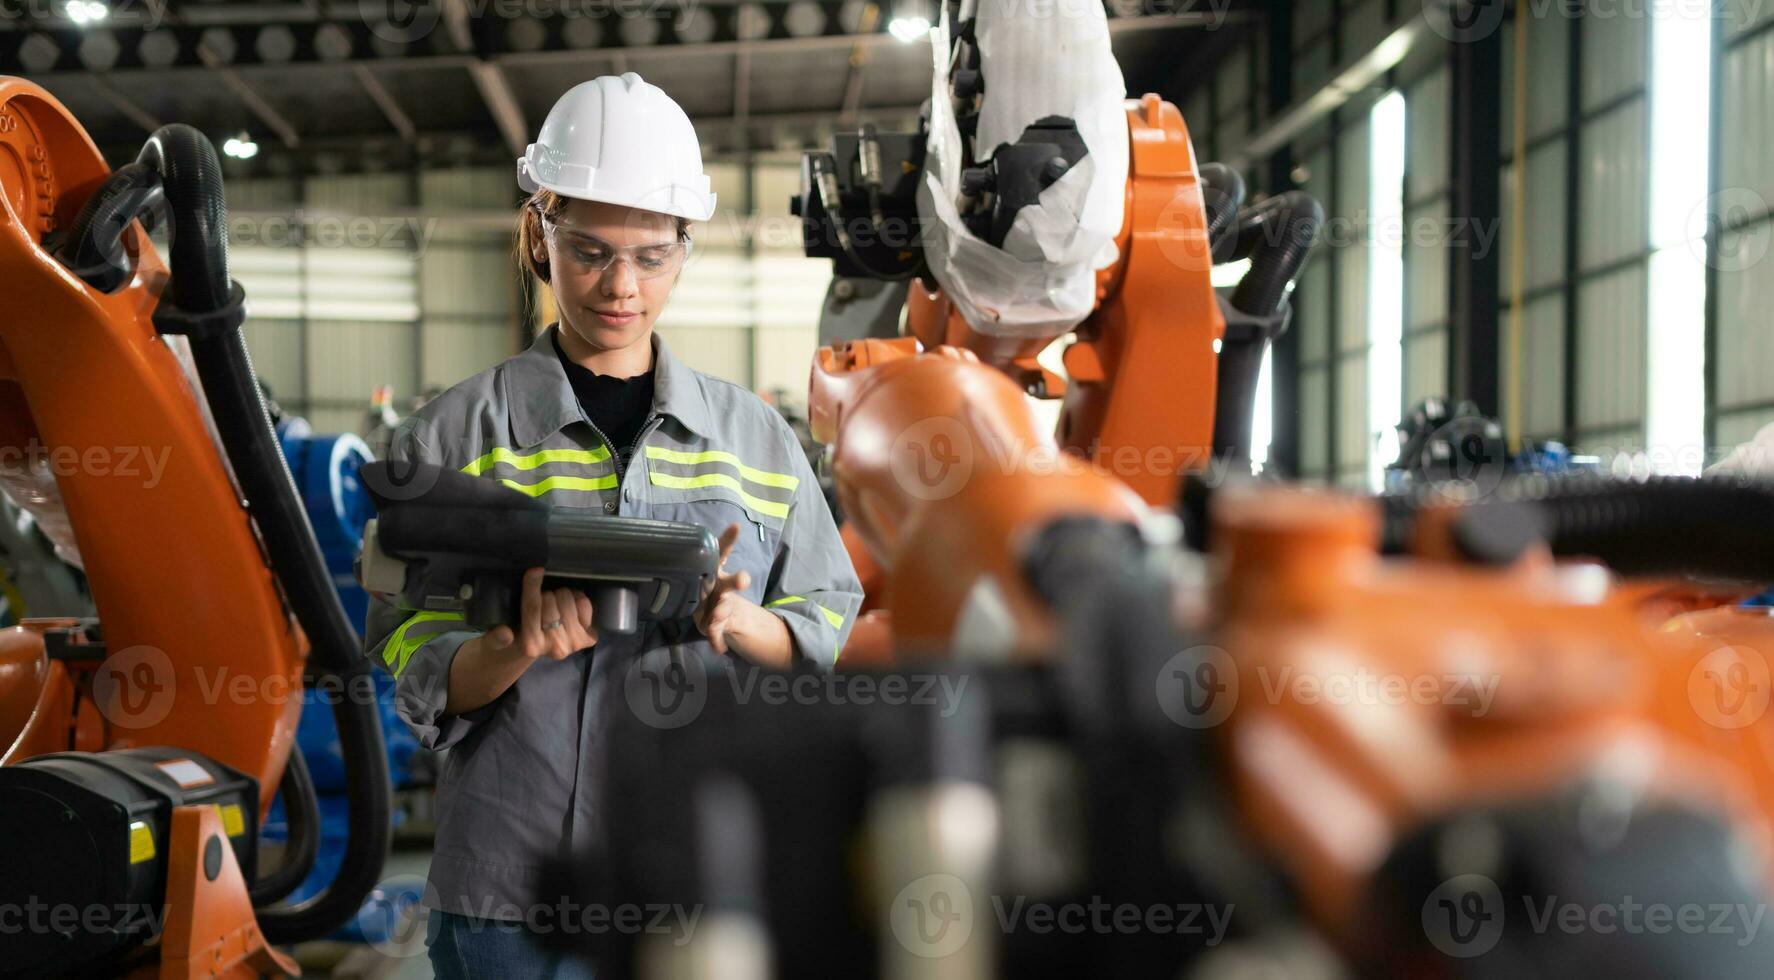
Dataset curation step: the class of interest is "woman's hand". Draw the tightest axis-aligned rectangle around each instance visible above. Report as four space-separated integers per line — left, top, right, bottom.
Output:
447 567 597 715
480 566 599 661
695 523 794 667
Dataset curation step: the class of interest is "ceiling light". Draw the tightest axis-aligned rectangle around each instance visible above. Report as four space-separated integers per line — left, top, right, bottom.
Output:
223 134 259 160
887 0 931 43
887 15 928 42
65 0 107 25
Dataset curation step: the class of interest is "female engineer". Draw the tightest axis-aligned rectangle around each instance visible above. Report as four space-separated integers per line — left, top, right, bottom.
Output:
362 74 863 979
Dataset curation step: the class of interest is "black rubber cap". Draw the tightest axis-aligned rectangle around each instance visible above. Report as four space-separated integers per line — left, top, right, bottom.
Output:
1450 501 1548 566
203 835 224 882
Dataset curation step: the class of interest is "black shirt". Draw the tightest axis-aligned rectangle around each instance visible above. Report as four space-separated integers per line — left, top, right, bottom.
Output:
552 332 657 470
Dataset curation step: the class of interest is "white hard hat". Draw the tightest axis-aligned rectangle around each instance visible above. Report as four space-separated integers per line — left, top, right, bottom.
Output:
517 73 717 222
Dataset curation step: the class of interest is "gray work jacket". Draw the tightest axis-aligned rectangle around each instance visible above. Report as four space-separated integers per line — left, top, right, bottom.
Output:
361 325 862 920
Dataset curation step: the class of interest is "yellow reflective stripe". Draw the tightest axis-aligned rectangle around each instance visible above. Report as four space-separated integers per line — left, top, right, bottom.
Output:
462 445 611 476
817 604 845 629
386 610 465 677
643 446 799 491
648 472 791 519
497 474 619 497
765 594 845 628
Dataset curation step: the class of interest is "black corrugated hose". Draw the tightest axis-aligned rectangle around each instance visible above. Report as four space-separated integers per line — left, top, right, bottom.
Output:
1211 191 1325 460
1229 190 1324 319
129 124 391 943
248 750 322 906
1380 473 1774 580
1198 162 1246 253
49 161 165 292
55 139 335 914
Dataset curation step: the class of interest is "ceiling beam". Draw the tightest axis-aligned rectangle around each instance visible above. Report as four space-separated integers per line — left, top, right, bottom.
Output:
353 64 417 143
92 105 925 156
837 1 880 125
90 74 162 133
4 7 1240 78
1226 13 1429 169
733 48 752 153
195 33 301 147
443 0 528 158
468 61 529 158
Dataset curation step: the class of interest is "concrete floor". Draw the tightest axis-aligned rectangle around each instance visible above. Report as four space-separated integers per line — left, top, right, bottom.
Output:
291 846 437 979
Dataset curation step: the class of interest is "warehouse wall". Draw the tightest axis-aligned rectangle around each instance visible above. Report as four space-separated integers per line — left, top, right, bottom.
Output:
1188 0 1429 487
228 167 522 435
1190 0 1774 481
1495 3 1774 465
1494 7 1651 456
1497 10 1575 445
655 162 829 412
1714 5 1774 448
229 160 831 439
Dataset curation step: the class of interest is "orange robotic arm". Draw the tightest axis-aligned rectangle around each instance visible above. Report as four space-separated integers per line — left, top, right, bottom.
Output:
0 77 389 977
809 95 1231 661
0 78 304 810
905 95 1225 509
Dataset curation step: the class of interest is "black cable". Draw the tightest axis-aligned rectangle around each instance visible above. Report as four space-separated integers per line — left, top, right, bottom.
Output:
1212 191 1326 459
1230 191 1324 318
815 156 924 282
132 123 392 943
50 162 165 293
1198 162 1246 255
1380 474 1774 580
248 750 321 906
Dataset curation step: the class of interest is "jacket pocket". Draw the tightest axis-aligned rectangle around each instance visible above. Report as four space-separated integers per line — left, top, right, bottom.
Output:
651 494 780 604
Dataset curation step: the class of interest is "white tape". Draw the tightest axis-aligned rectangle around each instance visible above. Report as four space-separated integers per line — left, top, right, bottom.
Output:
918 0 1129 340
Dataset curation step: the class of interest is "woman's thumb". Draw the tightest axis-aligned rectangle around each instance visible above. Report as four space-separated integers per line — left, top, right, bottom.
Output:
484 624 516 650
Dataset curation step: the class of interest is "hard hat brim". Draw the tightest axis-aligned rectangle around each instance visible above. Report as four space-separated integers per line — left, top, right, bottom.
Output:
518 162 716 223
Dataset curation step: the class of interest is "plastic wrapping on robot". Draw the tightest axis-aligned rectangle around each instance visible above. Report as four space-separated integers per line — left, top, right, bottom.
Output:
917 0 1129 340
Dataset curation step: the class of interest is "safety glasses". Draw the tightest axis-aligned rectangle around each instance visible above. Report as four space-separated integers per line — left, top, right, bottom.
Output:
541 215 691 280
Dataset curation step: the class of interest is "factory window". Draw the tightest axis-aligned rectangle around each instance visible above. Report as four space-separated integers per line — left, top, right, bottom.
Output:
1706 5 1774 456
1367 90 1408 490
1643 1 1715 474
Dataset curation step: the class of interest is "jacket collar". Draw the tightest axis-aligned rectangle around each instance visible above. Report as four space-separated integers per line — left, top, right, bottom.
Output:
504 324 713 448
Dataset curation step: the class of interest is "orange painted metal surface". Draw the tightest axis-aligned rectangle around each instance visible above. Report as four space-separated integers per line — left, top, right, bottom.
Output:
838 610 896 669
4 658 77 762
155 804 301 979
897 96 1223 509
0 625 45 750
0 77 303 813
1056 94 1223 507
812 94 1221 656
1206 485 1774 950
901 95 1220 507
1650 603 1774 848
810 339 1142 656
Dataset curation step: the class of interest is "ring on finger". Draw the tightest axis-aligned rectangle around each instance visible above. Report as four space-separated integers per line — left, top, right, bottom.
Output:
543 619 564 631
